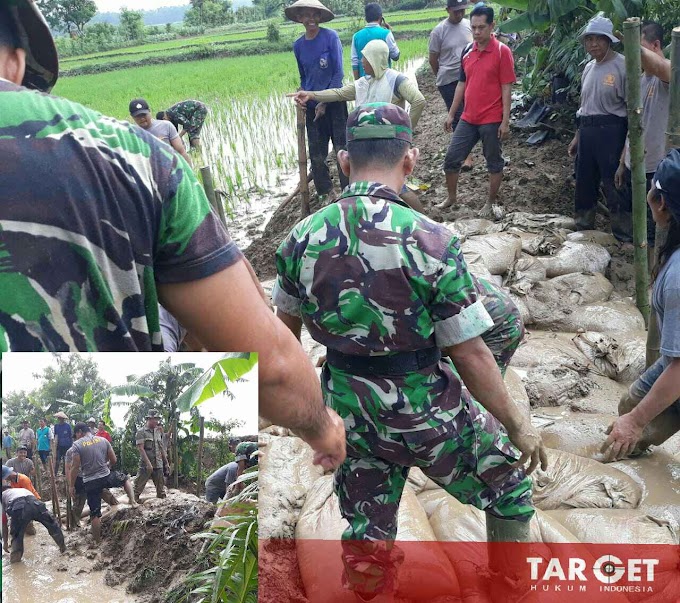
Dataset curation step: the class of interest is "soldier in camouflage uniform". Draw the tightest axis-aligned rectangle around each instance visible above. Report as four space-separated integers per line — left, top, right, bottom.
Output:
134 410 169 502
274 103 547 602
158 100 209 149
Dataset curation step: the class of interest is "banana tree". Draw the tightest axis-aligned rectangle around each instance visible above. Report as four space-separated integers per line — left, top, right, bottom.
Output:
57 383 156 425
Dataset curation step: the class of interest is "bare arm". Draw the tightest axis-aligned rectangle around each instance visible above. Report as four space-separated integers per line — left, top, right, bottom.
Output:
171 136 192 167
501 83 512 125
429 51 440 75
107 445 117 467
243 256 270 306
276 308 303 341
443 336 547 473
641 47 671 83
69 454 81 491
158 261 344 468
448 81 465 119
397 79 426 131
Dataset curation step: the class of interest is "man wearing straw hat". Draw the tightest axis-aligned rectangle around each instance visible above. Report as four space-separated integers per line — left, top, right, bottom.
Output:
567 15 632 242
287 0 349 203
0 1 347 474
53 411 73 476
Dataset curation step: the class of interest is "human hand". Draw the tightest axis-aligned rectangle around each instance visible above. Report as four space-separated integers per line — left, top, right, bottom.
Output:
381 18 392 30
287 91 312 107
314 102 327 122
614 163 626 190
444 115 454 133
69 486 75 499
498 120 510 141
567 136 578 158
300 407 346 471
506 421 548 475
146 461 153 472
601 413 645 462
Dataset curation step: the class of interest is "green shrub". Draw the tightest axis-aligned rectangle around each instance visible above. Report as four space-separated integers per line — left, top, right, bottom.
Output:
266 22 280 42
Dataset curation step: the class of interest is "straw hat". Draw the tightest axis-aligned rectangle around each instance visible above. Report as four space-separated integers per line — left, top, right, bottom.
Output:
285 0 335 23
54 411 68 419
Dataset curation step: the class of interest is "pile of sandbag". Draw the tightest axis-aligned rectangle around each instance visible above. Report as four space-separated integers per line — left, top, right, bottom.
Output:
296 476 461 603
573 330 646 383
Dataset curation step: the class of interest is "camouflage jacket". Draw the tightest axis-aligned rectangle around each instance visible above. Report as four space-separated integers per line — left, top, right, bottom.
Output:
166 100 207 127
0 81 241 351
274 181 493 431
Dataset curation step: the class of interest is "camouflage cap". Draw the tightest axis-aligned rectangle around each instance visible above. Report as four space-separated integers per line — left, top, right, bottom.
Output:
346 103 413 144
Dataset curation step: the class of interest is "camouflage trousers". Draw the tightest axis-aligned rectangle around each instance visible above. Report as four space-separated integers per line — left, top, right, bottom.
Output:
477 277 525 375
334 394 534 596
184 105 208 139
134 465 166 499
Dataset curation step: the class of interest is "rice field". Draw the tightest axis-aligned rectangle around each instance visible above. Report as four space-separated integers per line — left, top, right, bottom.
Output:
55 28 431 214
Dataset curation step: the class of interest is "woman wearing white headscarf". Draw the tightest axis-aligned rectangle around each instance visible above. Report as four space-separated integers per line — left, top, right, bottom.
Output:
290 39 426 129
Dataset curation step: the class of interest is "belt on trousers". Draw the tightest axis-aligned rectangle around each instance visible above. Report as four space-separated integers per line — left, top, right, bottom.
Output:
577 114 626 127
325 347 441 377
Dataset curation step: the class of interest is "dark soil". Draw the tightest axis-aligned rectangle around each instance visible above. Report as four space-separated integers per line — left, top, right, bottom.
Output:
244 66 635 296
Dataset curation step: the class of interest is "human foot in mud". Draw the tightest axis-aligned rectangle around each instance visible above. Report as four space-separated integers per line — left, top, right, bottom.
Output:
478 202 505 221
462 155 474 172
436 197 457 210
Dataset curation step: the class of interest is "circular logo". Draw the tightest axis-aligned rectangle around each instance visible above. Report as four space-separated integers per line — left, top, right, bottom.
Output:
593 555 625 584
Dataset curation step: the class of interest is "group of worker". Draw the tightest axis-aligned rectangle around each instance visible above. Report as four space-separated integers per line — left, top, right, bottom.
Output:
2 1 680 600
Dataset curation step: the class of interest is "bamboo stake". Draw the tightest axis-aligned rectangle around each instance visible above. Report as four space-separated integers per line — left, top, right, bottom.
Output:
47 452 62 525
624 18 650 327
200 165 227 228
647 26 680 365
296 106 311 218
196 417 205 498
173 419 179 490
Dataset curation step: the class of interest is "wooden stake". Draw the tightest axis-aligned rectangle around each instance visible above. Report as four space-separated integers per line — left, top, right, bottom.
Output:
624 18 650 327
201 165 227 228
173 419 179 490
47 452 62 526
296 105 311 218
196 417 205 498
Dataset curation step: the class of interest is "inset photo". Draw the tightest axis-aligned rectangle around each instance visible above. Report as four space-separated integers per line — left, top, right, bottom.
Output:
1 352 258 603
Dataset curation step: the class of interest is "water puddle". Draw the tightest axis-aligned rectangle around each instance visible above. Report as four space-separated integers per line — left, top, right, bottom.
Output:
2 532 130 603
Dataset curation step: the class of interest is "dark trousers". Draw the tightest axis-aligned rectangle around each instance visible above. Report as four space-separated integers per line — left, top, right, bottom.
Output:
620 168 656 246
575 120 632 242
306 101 349 196
8 497 64 558
55 445 69 474
438 81 465 131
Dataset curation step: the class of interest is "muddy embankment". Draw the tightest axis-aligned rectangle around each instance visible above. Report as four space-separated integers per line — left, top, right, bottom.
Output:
2 482 215 603
253 67 680 603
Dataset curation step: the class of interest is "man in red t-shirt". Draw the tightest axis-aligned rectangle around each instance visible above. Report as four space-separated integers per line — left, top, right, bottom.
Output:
438 3 515 219
96 420 113 444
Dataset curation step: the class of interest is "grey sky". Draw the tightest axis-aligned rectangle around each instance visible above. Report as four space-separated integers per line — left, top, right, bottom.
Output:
2 352 258 435
95 0 188 12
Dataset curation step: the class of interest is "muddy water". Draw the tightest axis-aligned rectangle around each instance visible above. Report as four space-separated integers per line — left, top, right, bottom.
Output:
2 531 130 603
206 57 426 249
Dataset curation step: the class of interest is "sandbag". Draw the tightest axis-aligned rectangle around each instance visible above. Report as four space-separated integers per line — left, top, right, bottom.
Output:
530 272 614 306
545 300 645 336
504 254 547 294
522 364 594 407
508 293 533 325
260 436 325 539
461 233 522 275
296 476 461 602
406 467 440 495
532 448 642 510
507 228 568 256
501 212 576 232
511 332 589 370
538 241 611 277
538 412 617 459
259 416 273 430
573 331 646 383
567 229 619 250
445 218 501 241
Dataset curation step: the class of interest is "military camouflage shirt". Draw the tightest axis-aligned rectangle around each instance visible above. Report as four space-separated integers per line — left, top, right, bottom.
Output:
274 181 494 432
234 441 258 468
166 100 208 129
0 81 241 351
136 427 166 469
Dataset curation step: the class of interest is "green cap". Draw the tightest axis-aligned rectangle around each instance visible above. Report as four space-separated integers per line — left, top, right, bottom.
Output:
346 103 413 144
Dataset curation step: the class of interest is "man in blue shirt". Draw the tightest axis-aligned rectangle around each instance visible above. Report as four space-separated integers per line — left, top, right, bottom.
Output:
53 412 73 476
3 431 14 462
351 3 400 79
287 0 349 203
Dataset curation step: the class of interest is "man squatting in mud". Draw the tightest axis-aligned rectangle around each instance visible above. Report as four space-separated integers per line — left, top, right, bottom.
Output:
274 102 548 602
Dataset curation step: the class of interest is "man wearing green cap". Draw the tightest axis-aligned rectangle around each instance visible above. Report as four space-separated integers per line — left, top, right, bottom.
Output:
274 102 546 602
134 410 168 502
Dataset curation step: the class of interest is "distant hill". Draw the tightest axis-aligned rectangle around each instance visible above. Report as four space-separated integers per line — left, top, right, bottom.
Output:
91 5 189 26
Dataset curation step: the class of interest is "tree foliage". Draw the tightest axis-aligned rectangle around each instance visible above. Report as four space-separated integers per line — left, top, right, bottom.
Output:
184 0 234 27
37 0 97 34
119 7 145 41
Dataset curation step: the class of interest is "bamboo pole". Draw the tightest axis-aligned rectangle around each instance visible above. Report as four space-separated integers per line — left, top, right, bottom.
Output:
173 419 179 490
296 106 311 218
200 165 227 228
196 417 205 498
47 452 62 525
647 26 680 366
624 18 650 327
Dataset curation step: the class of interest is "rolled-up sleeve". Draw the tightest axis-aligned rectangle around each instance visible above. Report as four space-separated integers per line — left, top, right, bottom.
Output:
386 32 400 60
430 237 493 347
274 234 304 317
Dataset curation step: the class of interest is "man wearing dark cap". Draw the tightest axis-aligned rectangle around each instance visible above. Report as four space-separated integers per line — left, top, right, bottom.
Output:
428 0 473 170
134 410 168 502
129 98 193 166
0 1 347 475
274 102 546 602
